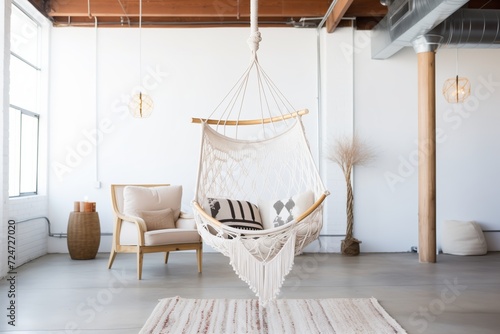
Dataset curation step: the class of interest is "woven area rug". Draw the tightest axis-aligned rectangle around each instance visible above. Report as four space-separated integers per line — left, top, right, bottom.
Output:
139 296 407 333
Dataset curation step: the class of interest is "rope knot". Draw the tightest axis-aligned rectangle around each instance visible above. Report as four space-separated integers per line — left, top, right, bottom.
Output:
247 31 262 53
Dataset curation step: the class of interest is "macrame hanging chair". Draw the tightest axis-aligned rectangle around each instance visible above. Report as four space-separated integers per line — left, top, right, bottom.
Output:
191 0 329 306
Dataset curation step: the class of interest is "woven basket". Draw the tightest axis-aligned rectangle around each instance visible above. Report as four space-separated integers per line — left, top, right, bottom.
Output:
67 212 101 260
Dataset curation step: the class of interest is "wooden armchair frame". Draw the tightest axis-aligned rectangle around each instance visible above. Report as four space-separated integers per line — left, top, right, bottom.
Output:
107 184 202 280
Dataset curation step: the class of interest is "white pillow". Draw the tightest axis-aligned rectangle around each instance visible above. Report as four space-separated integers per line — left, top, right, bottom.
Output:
123 185 182 220
260 191 314 229
204 198 263 230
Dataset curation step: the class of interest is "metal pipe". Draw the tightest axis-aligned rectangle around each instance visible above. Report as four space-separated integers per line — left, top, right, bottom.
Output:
52 20 291 27
429 9 500 48
11 217 112 238
317 0 339 30
94 16 99 189
116 0 131 26
371 0 470 59
316 0 344 239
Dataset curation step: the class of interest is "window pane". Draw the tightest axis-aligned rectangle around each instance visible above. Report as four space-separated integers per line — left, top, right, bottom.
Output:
10 5 39 66
20 113 39 194
9 109 21 197
8 2 42 198
10 56 38 111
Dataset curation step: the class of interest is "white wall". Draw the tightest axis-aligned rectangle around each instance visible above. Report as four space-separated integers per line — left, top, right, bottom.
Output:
435 48 500 251
46 25 500 254
47 27 322 253
353 31 500 252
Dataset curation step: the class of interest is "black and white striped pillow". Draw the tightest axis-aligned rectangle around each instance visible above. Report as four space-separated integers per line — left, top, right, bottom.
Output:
205 198 263 230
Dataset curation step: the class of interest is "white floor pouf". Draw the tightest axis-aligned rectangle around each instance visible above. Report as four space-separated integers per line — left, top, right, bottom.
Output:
441 220 487 255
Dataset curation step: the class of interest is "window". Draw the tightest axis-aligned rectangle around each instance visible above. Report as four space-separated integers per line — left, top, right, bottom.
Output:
9 108 39 197
9 4 41 197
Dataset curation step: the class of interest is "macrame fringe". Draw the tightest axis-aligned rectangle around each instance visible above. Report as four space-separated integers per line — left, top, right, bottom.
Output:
228 230 297 307
193 205 325 305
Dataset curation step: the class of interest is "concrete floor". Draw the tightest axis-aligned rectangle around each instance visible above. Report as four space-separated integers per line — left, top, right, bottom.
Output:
0 251 499 333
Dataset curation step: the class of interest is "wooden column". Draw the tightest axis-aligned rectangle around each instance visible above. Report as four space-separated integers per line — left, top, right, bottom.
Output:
417 51 437 263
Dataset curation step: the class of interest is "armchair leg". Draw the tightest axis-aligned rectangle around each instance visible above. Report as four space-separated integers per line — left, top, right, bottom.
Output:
108 249 117 269
137 249 144 280
196 246 203 273
164 252 170 264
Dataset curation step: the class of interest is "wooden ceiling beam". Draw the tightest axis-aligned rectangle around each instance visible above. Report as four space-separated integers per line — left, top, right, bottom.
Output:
344 0 387 17
323 0 388 33
29 0 500 29
46 0 329 18
325 0 353 33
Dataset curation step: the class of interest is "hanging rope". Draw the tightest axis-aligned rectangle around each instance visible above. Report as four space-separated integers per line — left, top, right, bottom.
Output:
247 0 262 56
192 0 301 138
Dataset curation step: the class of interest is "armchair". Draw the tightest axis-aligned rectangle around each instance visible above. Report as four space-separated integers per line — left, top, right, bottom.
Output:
107 184 202 279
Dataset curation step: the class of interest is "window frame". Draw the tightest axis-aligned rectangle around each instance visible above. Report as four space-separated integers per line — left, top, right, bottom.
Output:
8 2 43 198
9 106 40 197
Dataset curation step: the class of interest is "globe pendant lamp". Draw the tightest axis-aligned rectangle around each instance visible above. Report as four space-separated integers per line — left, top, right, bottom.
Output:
442 49 470 104
129 91 154 118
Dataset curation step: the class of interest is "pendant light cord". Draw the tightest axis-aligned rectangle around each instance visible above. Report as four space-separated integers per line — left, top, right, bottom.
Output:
139 0 143 85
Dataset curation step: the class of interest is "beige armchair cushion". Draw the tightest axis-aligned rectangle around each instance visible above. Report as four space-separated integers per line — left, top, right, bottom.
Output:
123 185 182 220
144 229 201 246
138 208 175 231
118 184 202 247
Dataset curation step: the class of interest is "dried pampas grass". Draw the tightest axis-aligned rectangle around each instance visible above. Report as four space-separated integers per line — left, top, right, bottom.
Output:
327 135 375 254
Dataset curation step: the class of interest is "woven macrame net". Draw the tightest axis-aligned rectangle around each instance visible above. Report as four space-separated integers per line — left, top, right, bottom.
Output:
192 0 328 306
193 120 328 305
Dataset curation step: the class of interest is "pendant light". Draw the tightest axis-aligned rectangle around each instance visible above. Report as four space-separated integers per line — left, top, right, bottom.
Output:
129 0 154 118
442 49 471 104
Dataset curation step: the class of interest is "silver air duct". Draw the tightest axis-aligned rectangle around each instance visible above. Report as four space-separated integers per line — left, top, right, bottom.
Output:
371 0 469 59
429 9 500 48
